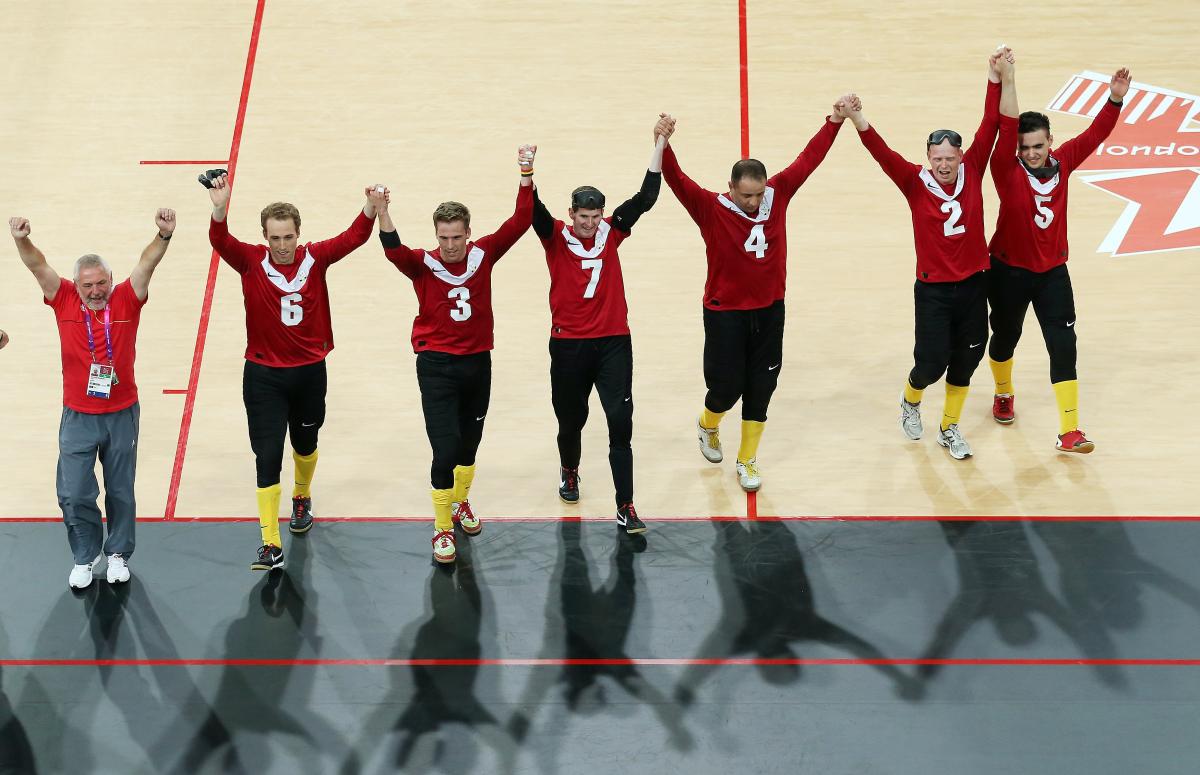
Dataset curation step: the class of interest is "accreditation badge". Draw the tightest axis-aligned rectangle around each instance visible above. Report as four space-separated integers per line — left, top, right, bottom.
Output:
86 363 116 399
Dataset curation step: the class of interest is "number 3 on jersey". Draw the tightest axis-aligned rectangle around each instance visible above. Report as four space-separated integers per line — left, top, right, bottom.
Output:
448 287 472 322
744 224 768 259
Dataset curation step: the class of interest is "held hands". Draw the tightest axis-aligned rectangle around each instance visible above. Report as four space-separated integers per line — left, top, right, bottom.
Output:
518 144 537 174
366 184 391 212
1110 68 1132 101
156 208 177 237
832 95 859 122
989 46 1015 81
654 113 677 142
839 93 866 130
9 217 31 239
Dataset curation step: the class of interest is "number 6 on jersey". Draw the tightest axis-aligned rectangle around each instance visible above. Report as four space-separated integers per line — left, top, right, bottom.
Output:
744 224 768 259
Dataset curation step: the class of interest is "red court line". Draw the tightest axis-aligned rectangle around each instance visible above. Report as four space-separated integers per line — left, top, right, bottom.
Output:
737 0 750 158
162 389 188 395
139 160 228 166
2 657 1198 668
746 491 757 519
163 0 267 521
2 515 1200 524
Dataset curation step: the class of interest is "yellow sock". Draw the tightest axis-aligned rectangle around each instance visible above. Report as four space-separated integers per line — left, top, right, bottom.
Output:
432 487 454 532
904 381 924 405
941 384 969 431
990 358 1014 396
737 420 765 462
1052 380 1080 435
292 448 318 499
699 408 725 430
256 484 282 547
453 464 476 503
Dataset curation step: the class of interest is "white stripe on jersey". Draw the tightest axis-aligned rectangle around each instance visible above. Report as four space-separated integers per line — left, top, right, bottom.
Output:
423 246 485 286
919 167 967 202
560 220 611 258
716 186 775 223
1024 165 1061 195
260 251 315 293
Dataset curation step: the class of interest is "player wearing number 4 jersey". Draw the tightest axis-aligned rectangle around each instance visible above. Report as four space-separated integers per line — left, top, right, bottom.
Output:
532 128 667 534
203 169 380 570
987 67 1131 454
843 50 1017 460
661 103 847 491
372 147 535 564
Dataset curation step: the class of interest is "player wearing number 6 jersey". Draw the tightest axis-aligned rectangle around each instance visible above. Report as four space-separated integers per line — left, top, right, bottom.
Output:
372 147 535 564
204 170 379 570
987 68 1131 454
842 50 1015 460
532 129 667 534
661 105 846 492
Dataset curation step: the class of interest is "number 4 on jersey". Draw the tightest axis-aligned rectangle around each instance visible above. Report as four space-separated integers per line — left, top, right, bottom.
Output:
744 224 768 259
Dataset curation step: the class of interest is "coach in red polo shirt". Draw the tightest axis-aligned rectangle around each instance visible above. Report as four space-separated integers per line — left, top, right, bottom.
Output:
10 210 174 589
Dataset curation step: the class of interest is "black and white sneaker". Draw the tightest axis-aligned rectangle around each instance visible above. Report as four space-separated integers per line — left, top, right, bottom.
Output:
251 544 285 571
559 467 580 504
289 496 314 534
616 503 647 534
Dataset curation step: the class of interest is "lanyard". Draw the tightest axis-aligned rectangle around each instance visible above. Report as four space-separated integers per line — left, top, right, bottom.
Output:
81 304 114 365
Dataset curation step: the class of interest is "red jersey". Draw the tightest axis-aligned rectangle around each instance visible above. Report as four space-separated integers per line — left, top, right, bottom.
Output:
663 117 844 310
989 99 1121 273
46 277 145 414
541 218 631 338
858 81 1001 283
385 185 533 355
209 211 373 367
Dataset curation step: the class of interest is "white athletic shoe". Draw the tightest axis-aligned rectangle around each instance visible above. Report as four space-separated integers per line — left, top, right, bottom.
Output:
900 398 923 440
697 419 723 463
937 424 973 460
106 554 130 584
69 553 102 589
736 459 762 492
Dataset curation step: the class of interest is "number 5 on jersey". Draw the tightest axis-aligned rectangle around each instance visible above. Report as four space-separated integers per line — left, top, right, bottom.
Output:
744 224 768 259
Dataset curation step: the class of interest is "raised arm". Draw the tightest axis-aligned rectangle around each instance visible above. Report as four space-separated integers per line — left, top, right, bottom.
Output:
201 170 259 272
659 115 715 218
370 185 425 279
1055 68 1129 172
964 50 1008 175
531 186 555 240
844 95 919 191
129 209 176 301
475 146 537 258
610 134 667 234
304 188 379 264
989 49 1020 190
769 105 846 195
9 217 61 300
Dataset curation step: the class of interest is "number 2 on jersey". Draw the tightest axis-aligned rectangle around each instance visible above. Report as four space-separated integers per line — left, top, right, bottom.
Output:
743 224 768 259
940 200 966 237
581 259 603 299
448 287 472 322
280 293 303 326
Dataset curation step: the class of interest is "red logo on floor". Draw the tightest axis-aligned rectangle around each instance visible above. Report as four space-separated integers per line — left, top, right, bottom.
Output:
1050 72 1200 256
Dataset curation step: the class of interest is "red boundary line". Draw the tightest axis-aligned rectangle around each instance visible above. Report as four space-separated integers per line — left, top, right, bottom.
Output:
139 160 229 166
737 0 750 158
2 515 1200 524
2 657 1198 668
163 0 266 521
162 389 188 395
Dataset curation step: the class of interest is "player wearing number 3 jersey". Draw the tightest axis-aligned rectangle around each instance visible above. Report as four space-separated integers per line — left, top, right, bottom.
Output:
372 147 535 564
531 126 666 534
843 49 1016 460
204 169 379 570
660 105 846 492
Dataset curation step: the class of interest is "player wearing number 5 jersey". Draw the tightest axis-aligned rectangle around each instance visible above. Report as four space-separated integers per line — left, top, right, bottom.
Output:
843 50 1016 460
204 169 379 570
661 105 846 492
987 68 1130 454
372 147 535 564
532 130 667 534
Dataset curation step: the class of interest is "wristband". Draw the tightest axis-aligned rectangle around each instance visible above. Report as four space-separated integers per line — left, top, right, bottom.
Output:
520 168 535 177
158 233 172 241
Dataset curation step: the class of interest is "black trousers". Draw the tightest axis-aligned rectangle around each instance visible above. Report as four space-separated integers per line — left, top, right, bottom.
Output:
242 360 326 489
987 257 1078 384
550 335 634 506
909 271 988 390
702 300 785 422
416 351 491 491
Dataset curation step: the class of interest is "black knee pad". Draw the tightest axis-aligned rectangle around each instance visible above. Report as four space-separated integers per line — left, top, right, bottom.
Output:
908 362 947 392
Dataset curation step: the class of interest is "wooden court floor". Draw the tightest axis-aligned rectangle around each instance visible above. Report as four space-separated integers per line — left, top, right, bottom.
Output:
1 0 1196 523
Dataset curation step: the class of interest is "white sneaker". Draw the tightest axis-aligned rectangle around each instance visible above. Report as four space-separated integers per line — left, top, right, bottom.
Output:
106 554 130 584
697 419 723 463
937 424 973 460
900 398 923 440
736 459 762 492
69 553 102 589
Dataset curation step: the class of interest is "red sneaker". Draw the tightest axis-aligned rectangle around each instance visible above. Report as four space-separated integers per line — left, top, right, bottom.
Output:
1056 429 1095 454
432 530 457 563
992 393 1015 424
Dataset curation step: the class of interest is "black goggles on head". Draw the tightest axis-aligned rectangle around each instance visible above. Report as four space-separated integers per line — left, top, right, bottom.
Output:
926 129 963 148
570 187 606 210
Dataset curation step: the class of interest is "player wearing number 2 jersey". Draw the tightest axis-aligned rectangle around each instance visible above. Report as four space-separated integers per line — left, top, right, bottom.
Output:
661 104 846 492
204 170 379 570
372 147 535 564
532 129 666 534
843 50 1016 460
987 67 1130 454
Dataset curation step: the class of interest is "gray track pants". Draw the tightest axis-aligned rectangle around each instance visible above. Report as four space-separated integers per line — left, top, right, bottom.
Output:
57 403 139 564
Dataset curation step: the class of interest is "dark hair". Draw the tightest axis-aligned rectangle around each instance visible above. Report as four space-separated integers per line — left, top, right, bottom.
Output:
730 158 768 183
1019 111 1051 135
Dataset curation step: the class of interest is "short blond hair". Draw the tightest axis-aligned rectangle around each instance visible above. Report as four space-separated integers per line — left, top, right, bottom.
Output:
260 202 301 231
432 201 470 228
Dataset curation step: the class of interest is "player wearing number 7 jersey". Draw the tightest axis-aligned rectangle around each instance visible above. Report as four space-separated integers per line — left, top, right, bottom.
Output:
531 128 667 534
986 67 1130 454
842 50 1015 460
372 147 535 564
204 170 379 571
661 104 847 492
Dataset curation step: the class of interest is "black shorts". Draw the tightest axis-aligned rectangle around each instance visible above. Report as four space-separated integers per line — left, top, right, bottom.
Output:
242 359 327 488
909 271 988 390
702 300 785 423
415 350 491 490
